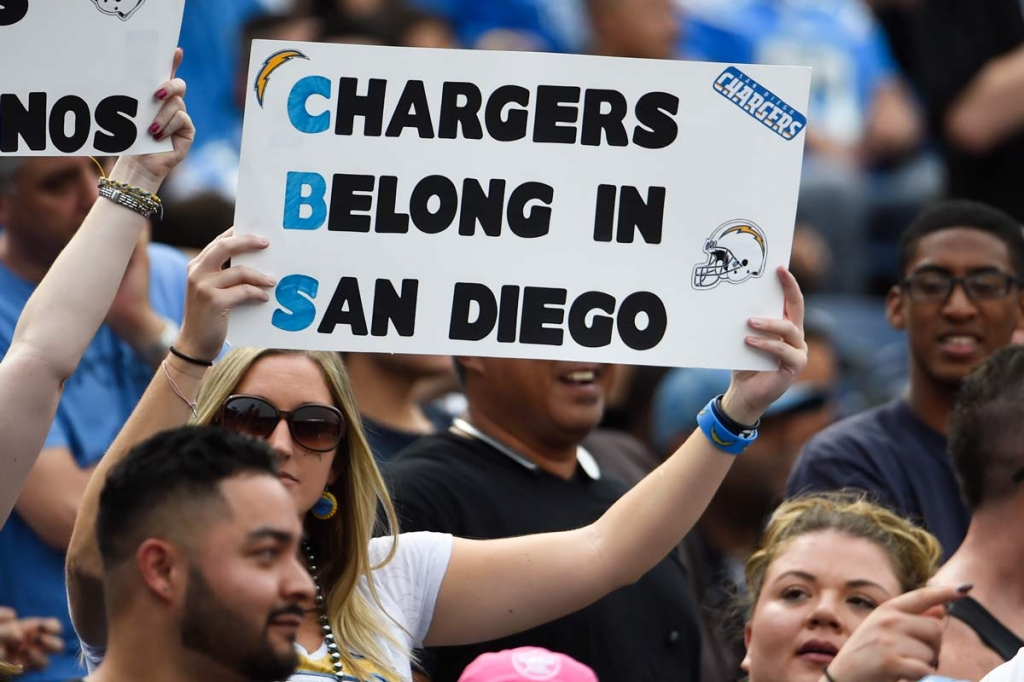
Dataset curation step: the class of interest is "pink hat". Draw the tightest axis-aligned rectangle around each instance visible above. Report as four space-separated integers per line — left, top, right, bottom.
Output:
457 647 599 682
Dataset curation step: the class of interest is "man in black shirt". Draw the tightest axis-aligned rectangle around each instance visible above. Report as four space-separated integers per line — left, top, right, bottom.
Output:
909 0 1024 220
387 360 701 682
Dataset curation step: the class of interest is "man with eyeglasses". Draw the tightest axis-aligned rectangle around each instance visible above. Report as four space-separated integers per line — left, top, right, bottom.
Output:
787 199 1024 560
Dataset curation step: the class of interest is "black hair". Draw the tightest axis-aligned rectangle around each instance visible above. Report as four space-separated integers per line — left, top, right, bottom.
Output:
96 426 278 569
898 199 1024 277
949 345 1024 510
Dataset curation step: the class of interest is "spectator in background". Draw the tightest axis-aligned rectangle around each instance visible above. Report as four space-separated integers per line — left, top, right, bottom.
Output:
0 68 194 682
174 0 275 153
683 0 937 293
650 323 838 682
930 346 1024 680
406 0 591 53
344 353 455 461
588 0 679 60
865 0 1024 224
788 200 1024 560
388 357 702 682
167 11 323 201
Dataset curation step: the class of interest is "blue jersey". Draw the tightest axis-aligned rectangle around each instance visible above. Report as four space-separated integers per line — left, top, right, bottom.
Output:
0 243 188 682
683 0 898 144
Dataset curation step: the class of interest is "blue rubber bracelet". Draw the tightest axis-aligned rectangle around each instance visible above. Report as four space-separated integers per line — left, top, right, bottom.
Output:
696 396 758 455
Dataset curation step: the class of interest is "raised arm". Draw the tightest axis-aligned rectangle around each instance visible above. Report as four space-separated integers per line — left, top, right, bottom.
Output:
66 228 274 647
0 51 192 527
945 45 1024 154
426 267 807 646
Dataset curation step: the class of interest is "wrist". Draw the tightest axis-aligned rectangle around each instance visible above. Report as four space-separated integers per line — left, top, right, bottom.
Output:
108 158 164 194
172 331 218 367
165 352 209 380
720 389 762 427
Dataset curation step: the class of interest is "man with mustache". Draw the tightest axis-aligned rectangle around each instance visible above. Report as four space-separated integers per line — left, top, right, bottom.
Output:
72 426 314 682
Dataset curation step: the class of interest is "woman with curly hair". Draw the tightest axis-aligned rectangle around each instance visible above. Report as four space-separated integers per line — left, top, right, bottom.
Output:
742 492 971 682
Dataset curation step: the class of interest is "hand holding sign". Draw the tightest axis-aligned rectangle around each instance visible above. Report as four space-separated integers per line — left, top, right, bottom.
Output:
105 48 193 193
821 583 972 682
0 0 185 156
721 266 807 425
175 229 277 364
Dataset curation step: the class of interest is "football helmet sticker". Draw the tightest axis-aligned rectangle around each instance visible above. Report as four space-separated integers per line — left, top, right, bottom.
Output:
692 219 768 290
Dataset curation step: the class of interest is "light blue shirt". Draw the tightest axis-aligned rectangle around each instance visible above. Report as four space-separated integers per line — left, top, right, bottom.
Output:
0 242 188 682
683 0 899 145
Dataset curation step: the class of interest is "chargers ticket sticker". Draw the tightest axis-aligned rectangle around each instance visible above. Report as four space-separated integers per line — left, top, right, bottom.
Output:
713 66 805 141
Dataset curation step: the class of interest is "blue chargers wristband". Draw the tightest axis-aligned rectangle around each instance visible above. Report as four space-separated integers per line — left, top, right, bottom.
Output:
696 396 758 455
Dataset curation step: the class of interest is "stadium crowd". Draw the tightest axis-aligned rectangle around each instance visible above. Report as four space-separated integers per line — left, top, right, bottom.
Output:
2 0 1024 681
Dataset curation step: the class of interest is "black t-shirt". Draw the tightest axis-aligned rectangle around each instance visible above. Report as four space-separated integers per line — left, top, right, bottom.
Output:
386 431 702 682
909 0 1024 220
786 398 970 559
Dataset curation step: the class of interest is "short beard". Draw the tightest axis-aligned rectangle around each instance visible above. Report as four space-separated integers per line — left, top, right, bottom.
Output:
180 567 298 682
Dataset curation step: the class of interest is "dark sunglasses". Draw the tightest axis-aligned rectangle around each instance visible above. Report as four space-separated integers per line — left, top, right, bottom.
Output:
217 395 346 452
900 270 1021 303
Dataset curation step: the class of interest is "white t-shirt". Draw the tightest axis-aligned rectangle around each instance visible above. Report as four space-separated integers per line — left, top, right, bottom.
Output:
980 648 1024 682
81 532 453 682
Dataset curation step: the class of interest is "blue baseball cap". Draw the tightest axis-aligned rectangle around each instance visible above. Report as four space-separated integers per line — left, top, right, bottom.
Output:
651 367 830 454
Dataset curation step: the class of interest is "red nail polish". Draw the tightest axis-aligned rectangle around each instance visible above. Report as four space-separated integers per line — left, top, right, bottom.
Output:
154 131 164 140
149 122 160 134
156 88 168 100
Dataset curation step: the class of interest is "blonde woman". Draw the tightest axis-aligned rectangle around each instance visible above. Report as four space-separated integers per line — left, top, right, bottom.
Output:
742 493 971 682
67 231 808 682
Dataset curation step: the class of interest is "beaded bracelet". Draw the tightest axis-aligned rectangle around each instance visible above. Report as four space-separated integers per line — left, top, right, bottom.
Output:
97 177 163 220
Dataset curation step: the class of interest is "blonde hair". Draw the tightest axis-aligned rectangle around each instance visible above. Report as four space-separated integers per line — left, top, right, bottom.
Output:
745 492 942 616
193 348 405 680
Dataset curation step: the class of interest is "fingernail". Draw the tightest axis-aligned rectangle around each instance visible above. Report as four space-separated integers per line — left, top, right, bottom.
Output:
154 131 164 140
956 582 974 593
749 317 765 328
259 237 270 245
156 88 168 100
266 277 278 286
149 122 160 134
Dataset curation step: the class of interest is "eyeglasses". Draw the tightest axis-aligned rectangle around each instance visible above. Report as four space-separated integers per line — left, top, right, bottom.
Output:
900 270 1021 303
217 395 346 452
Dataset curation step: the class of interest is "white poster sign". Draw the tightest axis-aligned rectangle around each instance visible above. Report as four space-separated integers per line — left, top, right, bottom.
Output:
0 0 184 157
231 40 810 369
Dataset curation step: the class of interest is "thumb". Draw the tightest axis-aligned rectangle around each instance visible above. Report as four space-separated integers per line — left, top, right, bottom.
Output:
887 583 973 616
